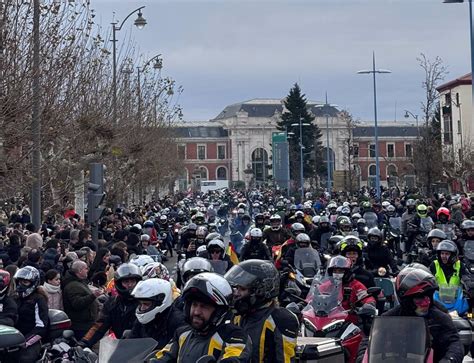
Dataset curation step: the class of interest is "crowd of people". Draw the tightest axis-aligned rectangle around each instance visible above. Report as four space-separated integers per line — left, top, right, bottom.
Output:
0 187 472 362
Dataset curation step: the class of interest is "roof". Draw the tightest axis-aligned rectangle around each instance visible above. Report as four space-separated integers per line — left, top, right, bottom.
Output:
436 73 472 93
173 123 228 138
213 98 339 120
353 125 419 138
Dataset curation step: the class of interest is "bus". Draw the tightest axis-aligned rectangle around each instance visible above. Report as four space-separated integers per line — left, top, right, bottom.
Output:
200 180 229 193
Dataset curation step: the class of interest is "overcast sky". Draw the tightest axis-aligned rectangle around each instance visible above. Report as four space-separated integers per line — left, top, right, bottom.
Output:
91 0 470 123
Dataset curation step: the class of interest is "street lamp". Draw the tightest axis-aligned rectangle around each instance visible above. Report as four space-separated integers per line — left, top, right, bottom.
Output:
358 52 391 200
404 110 420 138
111 6 147 125
291 120 311 200
443 0 474 125
137 54 163 122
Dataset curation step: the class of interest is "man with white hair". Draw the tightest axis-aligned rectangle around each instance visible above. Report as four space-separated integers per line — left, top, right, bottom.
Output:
62 260 102 339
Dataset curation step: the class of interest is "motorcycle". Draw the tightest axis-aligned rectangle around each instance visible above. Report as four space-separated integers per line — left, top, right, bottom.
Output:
301 276 380 363
361 316 433 363
462 239 474 273
39 330 97 363
294 247 323 280
98 335 157 363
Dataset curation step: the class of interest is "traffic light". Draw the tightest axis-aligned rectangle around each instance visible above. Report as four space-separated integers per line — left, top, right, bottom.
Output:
87 163 105 244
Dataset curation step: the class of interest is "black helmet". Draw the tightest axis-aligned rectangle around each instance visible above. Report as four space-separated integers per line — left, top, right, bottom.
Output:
14 266 40 298
395 266 437 300
0 269 11 299
182 257 213 283
328 235 344 254
427 229 447 241
225 260 279 314
436 240 458 265
338 235 364 255
367 227 383 246
327 256 352 282
291 223 305 236
295 233 311 248
115 263 143 298
461 219 474 232
182 272 233 331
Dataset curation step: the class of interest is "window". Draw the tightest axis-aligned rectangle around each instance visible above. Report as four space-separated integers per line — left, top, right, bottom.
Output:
217 145 226 160
387 143 395 158
443 114 453 144
368 165 377 188
197 145 206 160
369 165 377 176
352 143 359 158
177 145 186 160
457 120 462 134
369 144 376 158
405 144 412 158
216 167 227 180
199 166 208 180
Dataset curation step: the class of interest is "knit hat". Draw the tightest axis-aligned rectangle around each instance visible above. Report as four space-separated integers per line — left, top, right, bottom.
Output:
26 233 43 249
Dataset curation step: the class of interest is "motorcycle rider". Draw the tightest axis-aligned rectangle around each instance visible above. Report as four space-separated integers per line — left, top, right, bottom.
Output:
225 260 299 363
206 239 234 275
276 223 306 269
336 216 354 236
80 263 142 347
458 219 474 254
240 228 272 261
319 256 376 325
357 266 464 363
401 198 417 254
364 227 398 275
150 273 252 362
129 278 186 349
436 207 458 242
419 229 447 267
186 226 208 258
429 240 470 294
338 236 375 288
179 223 197 252
13 266 49 362
310 215 334 249
253 213 266 230
282 233 321 271
262 214 291 248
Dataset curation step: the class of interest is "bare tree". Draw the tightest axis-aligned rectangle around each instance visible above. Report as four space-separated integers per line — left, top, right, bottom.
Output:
412 54 447 195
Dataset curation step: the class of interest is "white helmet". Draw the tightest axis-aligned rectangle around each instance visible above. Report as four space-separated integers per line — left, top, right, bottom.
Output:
382 201 391 209
142 262 170 281
133 223 142 231
207 239 225 251
132 278 173 324
249 228 263 238
312 215 320 224
196 245 208 256
130 255 155 273
342 201 350 207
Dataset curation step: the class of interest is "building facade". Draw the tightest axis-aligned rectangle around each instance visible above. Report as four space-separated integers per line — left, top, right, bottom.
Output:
437 73 474 191
173 122 232 191
175 99 422 191
352 124 419 189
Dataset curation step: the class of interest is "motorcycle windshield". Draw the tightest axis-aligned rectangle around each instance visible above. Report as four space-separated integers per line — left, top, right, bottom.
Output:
388 217 401 231
209 260 228 275
99 336 158 363
464 240 474 260
363 212 378 228
305 277 343 315
294 248 321 277
438 284 459 304
368 316 428 363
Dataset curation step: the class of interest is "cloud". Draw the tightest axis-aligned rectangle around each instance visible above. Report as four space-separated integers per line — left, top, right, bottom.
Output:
89 0 471 121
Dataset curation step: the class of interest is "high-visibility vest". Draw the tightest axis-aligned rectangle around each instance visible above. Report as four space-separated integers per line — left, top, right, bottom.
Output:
434 260 461 286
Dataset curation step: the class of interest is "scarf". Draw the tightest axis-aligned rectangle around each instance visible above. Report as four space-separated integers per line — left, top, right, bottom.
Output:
43 282 61 294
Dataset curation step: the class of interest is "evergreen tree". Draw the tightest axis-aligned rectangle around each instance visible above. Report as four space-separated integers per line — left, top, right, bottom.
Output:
276 83 324 189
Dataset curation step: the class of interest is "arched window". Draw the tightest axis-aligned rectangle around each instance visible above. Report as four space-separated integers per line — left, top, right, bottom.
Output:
199 166 208 180
403 164 416 188
216 166 227 180
368 164 377 188
387 164 398 187
251 148 268 183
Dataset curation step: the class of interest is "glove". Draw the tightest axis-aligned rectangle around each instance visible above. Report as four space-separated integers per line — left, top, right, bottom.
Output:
438 358 454 363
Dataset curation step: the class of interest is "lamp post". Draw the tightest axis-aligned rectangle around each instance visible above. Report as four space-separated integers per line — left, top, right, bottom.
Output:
291 119 310 200
443 0 474 124
111 6 147 125
137 54 163 123
404 110 419 138
357 52 391 200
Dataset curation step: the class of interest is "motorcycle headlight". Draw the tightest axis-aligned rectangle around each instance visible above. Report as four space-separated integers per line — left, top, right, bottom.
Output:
303 318 318 333
322 320 344 333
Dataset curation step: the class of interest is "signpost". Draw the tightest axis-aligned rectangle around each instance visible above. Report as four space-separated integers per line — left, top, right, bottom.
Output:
272 132 290 194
